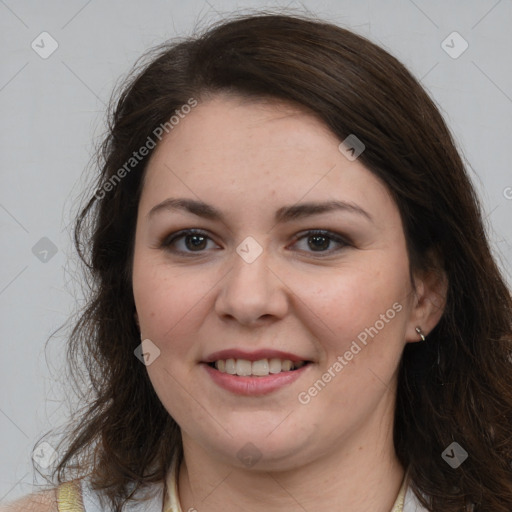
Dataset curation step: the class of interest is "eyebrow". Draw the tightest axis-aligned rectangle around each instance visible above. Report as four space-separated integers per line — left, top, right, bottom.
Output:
147 198 373 223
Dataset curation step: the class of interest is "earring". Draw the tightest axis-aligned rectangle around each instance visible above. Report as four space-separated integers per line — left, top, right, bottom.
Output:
415 326 426 342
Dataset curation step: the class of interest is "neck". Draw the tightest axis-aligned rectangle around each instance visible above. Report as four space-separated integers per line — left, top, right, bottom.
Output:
177 400 405 512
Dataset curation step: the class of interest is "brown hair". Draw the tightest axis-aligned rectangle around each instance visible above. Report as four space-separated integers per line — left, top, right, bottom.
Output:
38 11 512 511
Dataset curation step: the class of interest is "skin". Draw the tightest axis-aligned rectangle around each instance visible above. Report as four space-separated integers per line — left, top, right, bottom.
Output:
132 94 446 512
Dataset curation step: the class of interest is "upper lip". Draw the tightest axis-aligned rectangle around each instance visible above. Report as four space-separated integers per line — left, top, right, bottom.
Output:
203 349 310 363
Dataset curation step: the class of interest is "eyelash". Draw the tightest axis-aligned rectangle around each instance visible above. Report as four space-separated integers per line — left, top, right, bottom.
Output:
160 228 351 257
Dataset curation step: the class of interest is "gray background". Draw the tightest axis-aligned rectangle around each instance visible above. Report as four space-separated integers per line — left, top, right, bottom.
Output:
1 0 511 504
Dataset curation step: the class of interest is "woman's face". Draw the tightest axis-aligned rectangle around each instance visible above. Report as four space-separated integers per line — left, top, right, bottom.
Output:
132 94 431 470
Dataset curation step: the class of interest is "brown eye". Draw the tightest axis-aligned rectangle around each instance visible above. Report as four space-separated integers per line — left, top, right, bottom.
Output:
291 230 350 255
308 234 331 251
161 229 220 254
184 233 208 251
160 228 349 257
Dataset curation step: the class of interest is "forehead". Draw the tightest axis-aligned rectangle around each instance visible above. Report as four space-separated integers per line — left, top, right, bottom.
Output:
149 94 337 165
139 94 397 226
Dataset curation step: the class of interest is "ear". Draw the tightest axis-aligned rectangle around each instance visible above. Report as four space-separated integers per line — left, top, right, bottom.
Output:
405 263 448 343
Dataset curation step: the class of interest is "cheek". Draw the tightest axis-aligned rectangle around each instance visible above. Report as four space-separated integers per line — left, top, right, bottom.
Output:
291 258 410 347
132 255 210 344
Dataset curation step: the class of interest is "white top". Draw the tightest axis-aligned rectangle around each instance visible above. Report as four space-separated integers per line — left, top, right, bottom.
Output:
403 486 430 512
78 463 429 512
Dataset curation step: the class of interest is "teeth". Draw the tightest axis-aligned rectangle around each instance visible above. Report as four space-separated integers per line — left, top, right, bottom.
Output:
235 359 252 376
213 358 306 376
252 359 269 376
269 358 282 374
281 360 292 372
225 358 236 374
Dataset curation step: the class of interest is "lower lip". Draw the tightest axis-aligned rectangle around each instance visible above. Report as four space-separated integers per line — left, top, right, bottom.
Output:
202 363 310 396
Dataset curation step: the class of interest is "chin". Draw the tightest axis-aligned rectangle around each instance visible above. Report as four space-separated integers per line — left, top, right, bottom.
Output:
193 421 316 471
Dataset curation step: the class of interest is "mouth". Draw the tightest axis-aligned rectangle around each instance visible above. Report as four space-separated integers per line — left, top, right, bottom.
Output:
201 349 314 395
206 358 312 377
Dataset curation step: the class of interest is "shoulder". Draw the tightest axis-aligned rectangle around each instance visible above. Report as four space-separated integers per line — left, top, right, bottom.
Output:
0 488 58 512
80 476 166 512
2 476 166 512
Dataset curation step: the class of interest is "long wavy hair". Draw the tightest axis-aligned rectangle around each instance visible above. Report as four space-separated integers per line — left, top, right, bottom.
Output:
38 11 512 511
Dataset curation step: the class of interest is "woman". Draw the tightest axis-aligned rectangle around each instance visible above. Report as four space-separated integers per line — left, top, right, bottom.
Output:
5 12 512 512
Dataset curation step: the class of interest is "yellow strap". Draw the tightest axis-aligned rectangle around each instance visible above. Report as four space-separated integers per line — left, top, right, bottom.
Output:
390 471 408 512
56 481 85 512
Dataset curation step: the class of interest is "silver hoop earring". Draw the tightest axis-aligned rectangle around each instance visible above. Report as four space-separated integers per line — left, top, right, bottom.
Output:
415 326 426 342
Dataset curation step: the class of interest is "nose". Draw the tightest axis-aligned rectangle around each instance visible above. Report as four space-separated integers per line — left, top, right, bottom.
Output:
214 246 289 327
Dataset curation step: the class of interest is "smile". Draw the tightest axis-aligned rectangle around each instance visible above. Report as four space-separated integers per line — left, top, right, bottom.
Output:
209 358 308 377
202 360 312 396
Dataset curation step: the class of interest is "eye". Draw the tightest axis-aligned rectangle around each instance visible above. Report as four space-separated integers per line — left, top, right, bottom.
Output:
160 228 350 256
160 229 220 254
290 229 350 255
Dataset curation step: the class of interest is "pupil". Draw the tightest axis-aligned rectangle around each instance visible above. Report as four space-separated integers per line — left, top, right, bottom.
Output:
308 235 329 251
